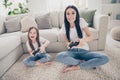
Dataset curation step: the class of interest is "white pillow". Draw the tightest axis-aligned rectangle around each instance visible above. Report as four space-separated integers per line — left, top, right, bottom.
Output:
21 15 37 32
0 16 5 34
5 16 21 33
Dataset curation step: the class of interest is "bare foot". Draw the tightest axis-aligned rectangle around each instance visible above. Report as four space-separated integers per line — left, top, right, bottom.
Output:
44 62 52 65
36 61 42 66
63 65 80 73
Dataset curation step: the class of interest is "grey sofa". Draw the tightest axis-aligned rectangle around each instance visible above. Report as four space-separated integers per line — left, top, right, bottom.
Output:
0 10 108 77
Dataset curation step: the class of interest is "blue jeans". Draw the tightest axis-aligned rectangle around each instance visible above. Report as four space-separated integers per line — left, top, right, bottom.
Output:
56 48 109 69
23 52 51 67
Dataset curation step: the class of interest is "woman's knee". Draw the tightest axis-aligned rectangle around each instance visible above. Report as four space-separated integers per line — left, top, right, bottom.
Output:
100 55 109 64
92 52 109 64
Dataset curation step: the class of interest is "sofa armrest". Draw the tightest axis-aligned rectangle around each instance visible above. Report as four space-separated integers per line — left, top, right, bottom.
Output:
93 13 109 50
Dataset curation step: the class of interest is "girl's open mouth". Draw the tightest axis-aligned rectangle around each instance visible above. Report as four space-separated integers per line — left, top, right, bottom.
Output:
31 36 34 38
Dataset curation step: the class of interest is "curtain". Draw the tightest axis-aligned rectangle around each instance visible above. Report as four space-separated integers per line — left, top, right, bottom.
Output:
46 0 87 12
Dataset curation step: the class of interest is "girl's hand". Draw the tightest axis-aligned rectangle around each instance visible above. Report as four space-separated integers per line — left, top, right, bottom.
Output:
40 46 45 53
31 54 34 56
30 50 35 56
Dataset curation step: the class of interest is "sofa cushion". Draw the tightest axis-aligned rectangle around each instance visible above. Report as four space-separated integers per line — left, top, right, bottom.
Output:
21 15 37 32
88 28 98 40
80 9 96 27
0 31 22 38
59 11 64 28
39 28 58 42
5 15 21 21
4 16 21 33
5 13 29 20
50 11 59 28
21 28 59 43
35 13 51 29
0 36 21 60
0 16 5 34
110 27 120 41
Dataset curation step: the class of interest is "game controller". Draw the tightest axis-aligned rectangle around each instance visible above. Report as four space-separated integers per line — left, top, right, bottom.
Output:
32 49 40 56
69 41 79 48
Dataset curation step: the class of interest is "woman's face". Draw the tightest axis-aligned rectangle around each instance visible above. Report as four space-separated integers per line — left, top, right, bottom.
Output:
66 8 76 23
29 28 37 41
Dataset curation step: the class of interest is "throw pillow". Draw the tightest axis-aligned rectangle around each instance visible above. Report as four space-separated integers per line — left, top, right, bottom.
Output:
0 16 5 34
21 15 37 32
80 9 96 28
35 13 51 29
4 16 21 33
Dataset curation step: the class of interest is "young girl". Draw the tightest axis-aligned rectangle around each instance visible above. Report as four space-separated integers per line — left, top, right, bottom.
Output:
23 27 51 67
56 5 109 72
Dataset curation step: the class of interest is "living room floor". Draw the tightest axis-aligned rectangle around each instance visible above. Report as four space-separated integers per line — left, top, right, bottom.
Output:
1 31 120 80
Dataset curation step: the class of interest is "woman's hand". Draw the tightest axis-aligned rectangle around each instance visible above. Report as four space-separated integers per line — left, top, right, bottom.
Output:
66 42 71 49
76 38 85 47
31 54 34 56
40 46 45 53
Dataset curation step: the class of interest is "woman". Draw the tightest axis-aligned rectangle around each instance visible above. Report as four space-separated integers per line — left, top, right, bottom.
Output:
23 27 51 67
56 5 109 72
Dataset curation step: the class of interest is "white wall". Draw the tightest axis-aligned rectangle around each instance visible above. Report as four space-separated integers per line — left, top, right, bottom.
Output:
0 1 6 16
87 0 102 12
87 0 101 10
0 0 102 16
27 0 102 13
27 0 76 13
27 0 48 13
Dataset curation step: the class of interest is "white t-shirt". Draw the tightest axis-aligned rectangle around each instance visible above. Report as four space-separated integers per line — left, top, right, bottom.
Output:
26 37 47 51
60 18 89 50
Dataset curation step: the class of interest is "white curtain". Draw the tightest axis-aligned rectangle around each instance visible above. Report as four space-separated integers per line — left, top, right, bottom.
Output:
0 0 6 16
46 0 87 12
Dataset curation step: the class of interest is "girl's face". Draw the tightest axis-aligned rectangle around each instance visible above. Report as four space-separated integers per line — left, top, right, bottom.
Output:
29 28 37 41
66 8 76 23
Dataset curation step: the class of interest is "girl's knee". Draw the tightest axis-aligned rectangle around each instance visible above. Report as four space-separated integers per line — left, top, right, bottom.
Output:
23 59 27 65
23 57 35 67
46 54 52 61
23 60 33 67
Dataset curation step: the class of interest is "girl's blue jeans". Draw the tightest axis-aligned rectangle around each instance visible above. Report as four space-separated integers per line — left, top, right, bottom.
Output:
56 48 109 69
23 52 51 67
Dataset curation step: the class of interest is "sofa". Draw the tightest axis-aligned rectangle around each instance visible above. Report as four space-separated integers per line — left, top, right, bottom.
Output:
0 10 108 78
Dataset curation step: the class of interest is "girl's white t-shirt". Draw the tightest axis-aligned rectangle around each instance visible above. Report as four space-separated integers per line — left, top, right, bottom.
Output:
60 18 89 50
26 37 47 51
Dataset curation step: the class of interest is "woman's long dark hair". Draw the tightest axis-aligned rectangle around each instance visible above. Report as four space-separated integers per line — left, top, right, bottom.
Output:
64 5 83 42
28 27 41 50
